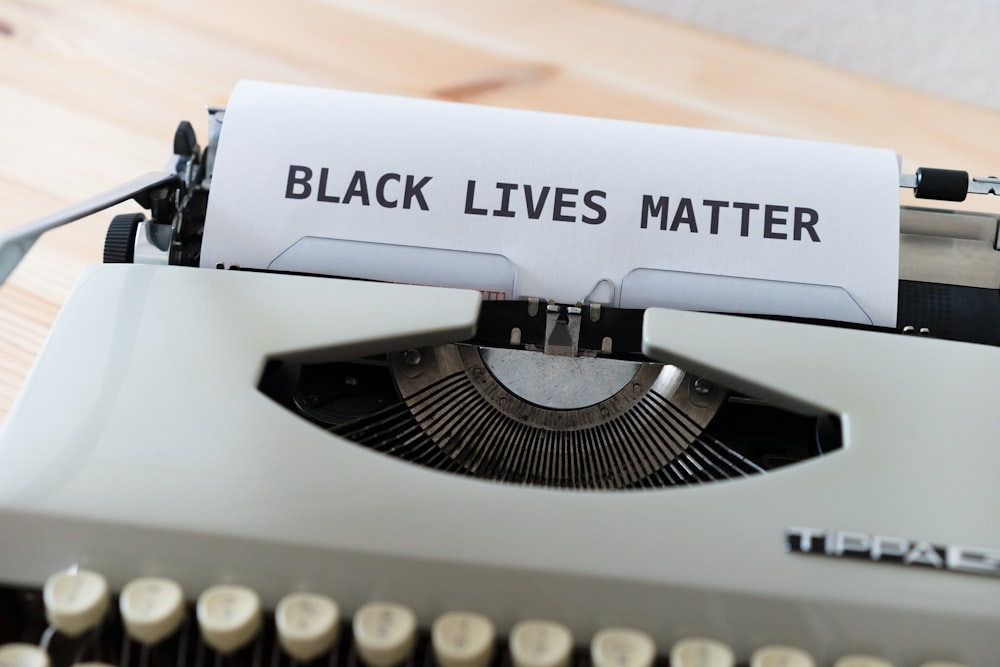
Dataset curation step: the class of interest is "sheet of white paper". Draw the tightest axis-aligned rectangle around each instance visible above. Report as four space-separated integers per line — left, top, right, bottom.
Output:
203 81 900 325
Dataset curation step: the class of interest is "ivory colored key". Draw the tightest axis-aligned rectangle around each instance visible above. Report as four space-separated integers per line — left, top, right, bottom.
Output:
196 585 262 654
0 644 50 667
590 628 656 667
750 645 815 667
431 611 496 667
670 637 735 667
42 569 110 637
918 662 969 667
508 620 574 667
119 577 186 645
834 656 893 667
275 592 341 662
352 602 418 667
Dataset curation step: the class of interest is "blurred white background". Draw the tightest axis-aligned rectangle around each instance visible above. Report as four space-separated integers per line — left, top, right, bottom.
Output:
619 0 1000 110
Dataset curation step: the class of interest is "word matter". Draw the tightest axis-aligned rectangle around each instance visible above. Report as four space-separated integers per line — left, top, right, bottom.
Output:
641 195 821 241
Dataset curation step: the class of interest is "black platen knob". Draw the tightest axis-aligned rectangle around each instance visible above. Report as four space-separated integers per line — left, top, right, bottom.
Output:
914 167 969 202
103 213 145 263
173 120 199 157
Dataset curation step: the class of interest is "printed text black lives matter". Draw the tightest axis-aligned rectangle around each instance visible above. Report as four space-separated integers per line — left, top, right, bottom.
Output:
284 166 822 241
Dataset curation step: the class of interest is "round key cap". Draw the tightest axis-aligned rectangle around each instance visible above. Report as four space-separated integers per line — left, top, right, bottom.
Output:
0 644 50 667
275 592 341 662
196 585 262 654
670 637 735 667
43 569 110 637
834 656 893 667
353 602 417 667
119 577 186 645
751 645 815 667
590 628 656 667
509 620 574 667
432 611 495 667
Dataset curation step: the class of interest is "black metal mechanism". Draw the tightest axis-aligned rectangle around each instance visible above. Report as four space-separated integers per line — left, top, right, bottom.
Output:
165 120 209 268
897 280 1000 345
259 300 843 491
104 118 212 269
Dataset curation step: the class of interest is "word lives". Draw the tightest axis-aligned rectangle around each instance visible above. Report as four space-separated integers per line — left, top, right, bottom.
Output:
464 181 607 224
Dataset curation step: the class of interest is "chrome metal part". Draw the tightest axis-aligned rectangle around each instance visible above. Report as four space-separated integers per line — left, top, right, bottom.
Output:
899 206 1000 288
693 378 713 395
132 221 173 265
969 176 1000 196
0 171 178 286
583 278 615 304
900 172 1000 196
479 347 642 410
543 304 582 357
202 107 225 189
382 344 727 488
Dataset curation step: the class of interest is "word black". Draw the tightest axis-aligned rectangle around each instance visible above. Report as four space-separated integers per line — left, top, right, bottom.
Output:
285 165 432 210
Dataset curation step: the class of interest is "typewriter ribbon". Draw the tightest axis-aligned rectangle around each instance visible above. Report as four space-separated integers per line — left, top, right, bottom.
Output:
202 81 901 327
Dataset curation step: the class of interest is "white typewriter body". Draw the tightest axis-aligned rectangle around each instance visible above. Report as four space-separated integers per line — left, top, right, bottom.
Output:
0 262 997 665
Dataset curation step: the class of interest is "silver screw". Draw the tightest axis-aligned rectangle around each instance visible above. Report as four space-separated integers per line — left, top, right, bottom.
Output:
693 377 713 395
403 349 422 366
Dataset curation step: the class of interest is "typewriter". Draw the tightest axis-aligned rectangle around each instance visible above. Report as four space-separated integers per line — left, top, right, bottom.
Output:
0 82 997 667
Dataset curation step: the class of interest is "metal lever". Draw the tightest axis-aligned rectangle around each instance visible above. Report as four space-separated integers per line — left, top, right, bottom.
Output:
899 167 1000 202
544 304 582 357
0 171 178 287
969 176 1000 196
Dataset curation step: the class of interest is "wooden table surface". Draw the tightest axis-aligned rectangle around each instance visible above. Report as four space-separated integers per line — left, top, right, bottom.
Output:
3 0 1000 423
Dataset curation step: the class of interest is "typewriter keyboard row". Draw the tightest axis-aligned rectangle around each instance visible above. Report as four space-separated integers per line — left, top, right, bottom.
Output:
0 569 968 667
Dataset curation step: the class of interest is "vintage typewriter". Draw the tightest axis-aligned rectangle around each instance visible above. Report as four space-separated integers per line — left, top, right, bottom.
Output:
0 83 997 667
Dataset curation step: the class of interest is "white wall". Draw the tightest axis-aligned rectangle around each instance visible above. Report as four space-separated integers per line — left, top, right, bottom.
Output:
616 0 1000 111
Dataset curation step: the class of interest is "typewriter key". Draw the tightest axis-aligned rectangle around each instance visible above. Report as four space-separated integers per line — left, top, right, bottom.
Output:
119 576 186 645
353 602 417 667
0 644 50 667
509 620 574 667
42 569 110 638
590 628 656 667
670 637 735 667
431 611 495 667
275 592 340 662
196 584 262 654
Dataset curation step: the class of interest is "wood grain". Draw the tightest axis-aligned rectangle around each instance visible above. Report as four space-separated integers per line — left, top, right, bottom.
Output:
2 0 1000 422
